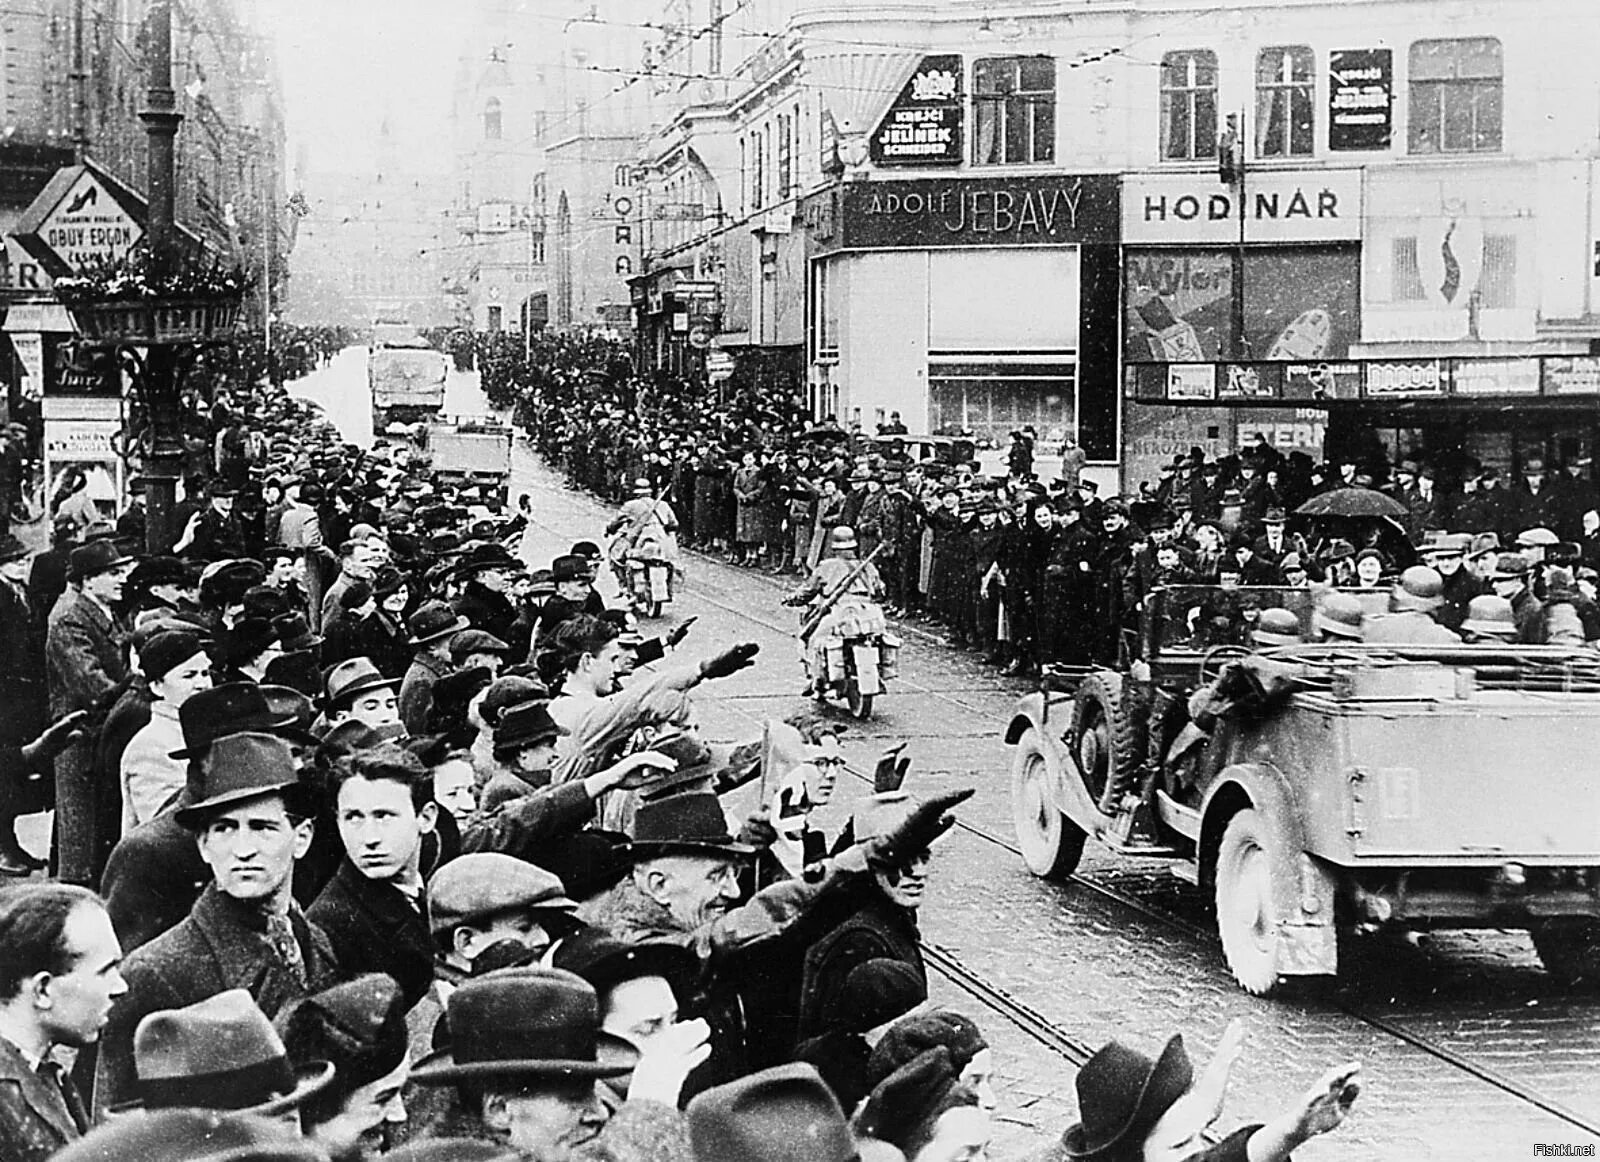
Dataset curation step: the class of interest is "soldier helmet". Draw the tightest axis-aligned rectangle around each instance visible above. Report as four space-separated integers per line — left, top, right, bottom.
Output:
1315 592 1365 640
829 526 859 552
1461 594 1518 640
1390 565 1445 613
1251 607 1301 648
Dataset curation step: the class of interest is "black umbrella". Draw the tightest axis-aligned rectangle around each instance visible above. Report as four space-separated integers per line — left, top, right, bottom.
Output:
1295 487 1407 519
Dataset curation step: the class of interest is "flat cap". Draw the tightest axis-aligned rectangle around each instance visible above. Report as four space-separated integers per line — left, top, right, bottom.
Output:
427 852 577 937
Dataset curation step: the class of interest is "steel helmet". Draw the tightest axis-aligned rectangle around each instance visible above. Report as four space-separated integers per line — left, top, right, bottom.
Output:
1315 592 1365 640
1390 565 1445 613
829 526 859 552
1251 607 1301 648
1460 594 1517 640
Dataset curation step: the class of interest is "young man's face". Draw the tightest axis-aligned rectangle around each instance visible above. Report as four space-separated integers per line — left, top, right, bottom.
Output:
579 640 629 695
38 902 127 1049
339 688 400 730
511 737 559 776
337 774 434 882
432 759 477 819
873 849 931 910
150 652 213 708
196 795 312 903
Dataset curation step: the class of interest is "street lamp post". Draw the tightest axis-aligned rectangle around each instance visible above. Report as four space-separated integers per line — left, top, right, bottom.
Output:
137 0 185 553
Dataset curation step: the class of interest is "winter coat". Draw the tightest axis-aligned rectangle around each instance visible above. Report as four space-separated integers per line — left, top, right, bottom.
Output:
0 1036 87 1162
308 858 435 1008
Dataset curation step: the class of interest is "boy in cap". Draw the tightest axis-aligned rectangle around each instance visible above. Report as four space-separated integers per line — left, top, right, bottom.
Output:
96 732 340 1114
119 629 213 832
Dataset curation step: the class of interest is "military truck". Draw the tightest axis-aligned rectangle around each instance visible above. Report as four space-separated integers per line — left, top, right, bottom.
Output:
369 335 448 430
424 415 512 505
1007 584 1600 993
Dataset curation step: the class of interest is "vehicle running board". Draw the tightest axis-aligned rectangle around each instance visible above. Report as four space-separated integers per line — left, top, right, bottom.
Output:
1098 831 1182 859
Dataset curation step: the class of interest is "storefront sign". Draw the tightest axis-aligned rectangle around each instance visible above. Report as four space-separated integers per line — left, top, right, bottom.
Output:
0 236 53 292
8 332 42 384
822 174 1119 252
1283 362 1360 400
1167 364 1216 401
1543 355 1600 395
1236 407 1328 455
1451 357 1540 396
1120 402 1228 487
1329 49 1393 152
1124 249 1233 362
36 169 144 272
1122 171 1362 244
1364 359 1446 397
870 55 963 167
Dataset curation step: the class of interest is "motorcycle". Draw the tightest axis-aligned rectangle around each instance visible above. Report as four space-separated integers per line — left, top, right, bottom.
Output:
625 554 674 618
809 620 900 720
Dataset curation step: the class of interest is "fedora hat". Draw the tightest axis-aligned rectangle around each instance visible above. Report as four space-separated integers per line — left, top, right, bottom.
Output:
174 733 302 829
324 657 399 707
1060 1035 1193 1159
410 967 634 1085
275 974 410 1093
551 929 698 999
320 718 407 755
262 651 322 699
68 539 134 581
50 1108 328 1162
172 683 307 759
491 699 567 756
633 732 762 802
125 989 334 1115
627 791 757 861
687 1063 858 1162
214 618 279 668
551 554 589 584
407 601 471 645
271 611 322 653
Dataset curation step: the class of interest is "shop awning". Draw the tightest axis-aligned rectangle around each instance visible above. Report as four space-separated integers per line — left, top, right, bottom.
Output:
3 302 73 332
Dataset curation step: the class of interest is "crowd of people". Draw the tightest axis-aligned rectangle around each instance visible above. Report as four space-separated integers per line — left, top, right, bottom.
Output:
0 325 1380 1162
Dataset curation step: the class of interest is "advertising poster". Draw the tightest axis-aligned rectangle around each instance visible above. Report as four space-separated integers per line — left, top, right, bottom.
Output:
1452 358 1539 396
870 55 964 167
1219 364 1282 399
1124 249 1234 363
1544 356 1600 395
1120 403 1228 487
1329 49 1393 152
44 416 123 520
1282 361 1361 400
1242 248 1360 361
1166 364 1216 400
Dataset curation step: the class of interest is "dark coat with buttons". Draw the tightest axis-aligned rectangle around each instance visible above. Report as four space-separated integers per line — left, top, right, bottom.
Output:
308 857 435 1009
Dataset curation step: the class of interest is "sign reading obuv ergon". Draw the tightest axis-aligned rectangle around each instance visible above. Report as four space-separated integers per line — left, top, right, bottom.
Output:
1122 170 1362 245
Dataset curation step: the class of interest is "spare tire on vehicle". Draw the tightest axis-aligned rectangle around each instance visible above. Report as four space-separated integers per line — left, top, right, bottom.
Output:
1070 670 1141 808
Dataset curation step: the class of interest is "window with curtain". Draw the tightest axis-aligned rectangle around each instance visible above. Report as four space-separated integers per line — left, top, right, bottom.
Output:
751 130 765 210
1256 46 1313 157
973 56 1056 166
483 97 502 140
1160 50 1217 161
1409 38 1502 154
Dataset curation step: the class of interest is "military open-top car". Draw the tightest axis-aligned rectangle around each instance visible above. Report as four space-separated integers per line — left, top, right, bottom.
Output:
1007 584 1600 993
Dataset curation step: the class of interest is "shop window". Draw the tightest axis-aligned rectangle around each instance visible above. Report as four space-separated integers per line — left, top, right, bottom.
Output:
1408 38 1502 154
928 356 1076 446
1255 46 1313 158
483 97 502 140
1160 50 1217 161
973 56 1056 166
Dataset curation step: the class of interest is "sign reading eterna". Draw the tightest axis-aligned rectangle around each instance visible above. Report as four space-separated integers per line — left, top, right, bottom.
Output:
870 54 963 167
1122 171 1362 244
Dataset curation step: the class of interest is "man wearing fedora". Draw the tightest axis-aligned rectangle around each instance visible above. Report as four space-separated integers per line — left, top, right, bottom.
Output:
1033 1023 1359 1162
400 601 470 736
176 479 247 563
453 544 527 660
101 683 316 956
0 883 126 1161
47 538 134 886
123 989 334 1128
412 966 703 1158
534 554 605 652
308 744 438 1008
324 657 404 734
96 732 339 1113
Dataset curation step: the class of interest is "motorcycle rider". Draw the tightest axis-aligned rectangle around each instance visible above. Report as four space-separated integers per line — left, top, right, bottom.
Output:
784 526 885 698
606 477 680 595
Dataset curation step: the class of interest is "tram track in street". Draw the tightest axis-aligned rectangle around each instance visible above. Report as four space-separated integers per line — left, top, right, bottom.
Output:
520 465 1600 1135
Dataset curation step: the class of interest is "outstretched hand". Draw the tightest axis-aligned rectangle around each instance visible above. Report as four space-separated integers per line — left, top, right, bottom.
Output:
628 1018 713 1108
21 710 90 769
700 641 760 680
869 788 975 871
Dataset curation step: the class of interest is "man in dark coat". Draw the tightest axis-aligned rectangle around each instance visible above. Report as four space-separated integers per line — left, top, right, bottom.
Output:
453 548 526 659
176 479 247 563
0 534 49 874
307 743 437 1008
399 602 467 736
95 731 338 1115
0 884 125 1162
47 541 134 886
